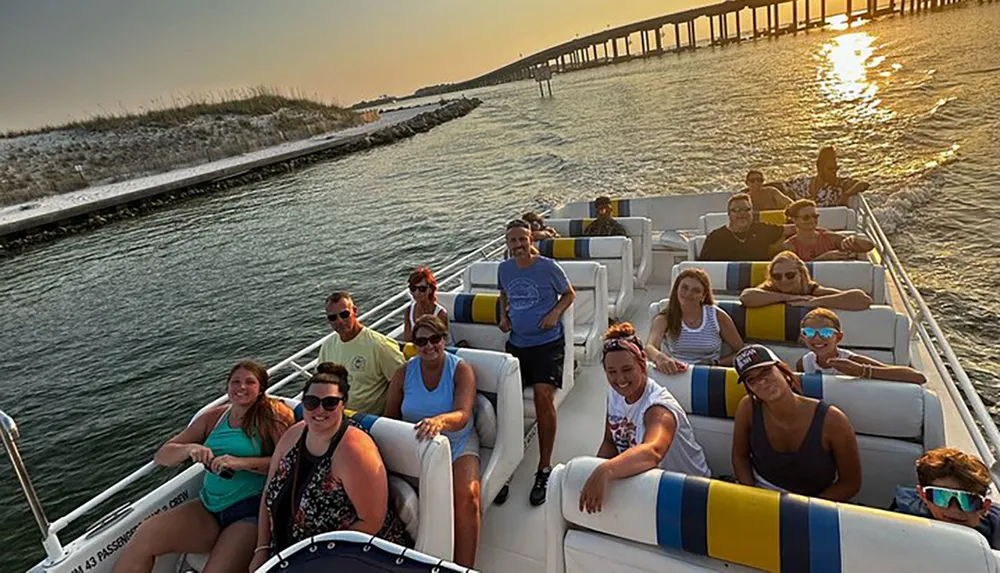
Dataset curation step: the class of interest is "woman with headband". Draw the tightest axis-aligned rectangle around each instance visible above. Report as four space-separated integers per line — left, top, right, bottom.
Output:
579 323 710 514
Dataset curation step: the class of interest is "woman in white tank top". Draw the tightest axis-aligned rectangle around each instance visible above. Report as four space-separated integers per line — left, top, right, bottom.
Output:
403 267 450 343
645 269 744 372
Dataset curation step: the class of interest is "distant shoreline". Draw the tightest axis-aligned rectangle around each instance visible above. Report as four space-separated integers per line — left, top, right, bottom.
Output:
0 98 481 256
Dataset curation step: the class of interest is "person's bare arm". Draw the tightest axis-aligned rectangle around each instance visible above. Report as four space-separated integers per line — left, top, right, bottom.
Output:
731 398 755 486
250 423 304 570
403 305 414 343
740 288 811 307
830 355 927 384
841 234 875 253
644 314 687 374
540 285 576 329
596 417 618 459
798 288 872 311
415 360 476 440
338 431 391 535
715 308 744 366
154 406 220 467
818 406 862 502
384 365 407 419
768 186 793 209
499 290 511 333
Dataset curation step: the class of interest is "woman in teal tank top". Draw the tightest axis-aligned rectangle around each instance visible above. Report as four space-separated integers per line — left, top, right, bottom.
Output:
113 361 293 573
385 315 481 568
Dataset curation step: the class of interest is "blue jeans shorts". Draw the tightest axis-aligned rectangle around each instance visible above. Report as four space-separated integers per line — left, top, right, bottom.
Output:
208 494 261 529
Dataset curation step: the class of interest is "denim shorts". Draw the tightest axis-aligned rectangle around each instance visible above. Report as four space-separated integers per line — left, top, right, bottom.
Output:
209 494 261 529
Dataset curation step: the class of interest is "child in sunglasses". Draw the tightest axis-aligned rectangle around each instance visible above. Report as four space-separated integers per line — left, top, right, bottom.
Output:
795 308 925 384
891 447 1000 548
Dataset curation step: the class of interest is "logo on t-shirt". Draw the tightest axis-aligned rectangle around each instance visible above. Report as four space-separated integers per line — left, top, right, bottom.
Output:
505 277 540 310
351 355 366 371
608 415 637 451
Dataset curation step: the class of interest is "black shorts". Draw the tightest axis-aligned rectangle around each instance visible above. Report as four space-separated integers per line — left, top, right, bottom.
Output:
505 338 565 389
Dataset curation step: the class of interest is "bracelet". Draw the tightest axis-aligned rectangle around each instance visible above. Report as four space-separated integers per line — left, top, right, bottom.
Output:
253 546 270 555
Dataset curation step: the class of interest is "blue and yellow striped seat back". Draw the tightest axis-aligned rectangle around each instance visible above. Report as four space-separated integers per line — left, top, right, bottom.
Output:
588 198 631 217
755 210 789 225
535 238 592 259
656 473 842 572
565 218 596 236
452 293 502 325
722 262 817 291
689 365 824 418
718 301 809 342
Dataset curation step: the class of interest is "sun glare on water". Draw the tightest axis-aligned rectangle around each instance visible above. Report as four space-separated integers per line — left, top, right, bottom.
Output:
815 31 895 126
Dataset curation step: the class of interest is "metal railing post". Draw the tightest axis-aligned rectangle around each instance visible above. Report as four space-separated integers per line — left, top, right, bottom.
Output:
1 410 66 564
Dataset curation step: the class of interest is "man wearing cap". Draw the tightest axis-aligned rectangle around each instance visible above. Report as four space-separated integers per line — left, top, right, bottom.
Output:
498 219 575 506
584 196 628 237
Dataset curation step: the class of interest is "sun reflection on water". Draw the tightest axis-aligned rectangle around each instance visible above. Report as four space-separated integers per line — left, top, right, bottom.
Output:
818 32 879 103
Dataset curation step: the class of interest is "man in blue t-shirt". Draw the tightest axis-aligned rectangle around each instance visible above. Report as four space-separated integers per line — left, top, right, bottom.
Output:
498 219 576 506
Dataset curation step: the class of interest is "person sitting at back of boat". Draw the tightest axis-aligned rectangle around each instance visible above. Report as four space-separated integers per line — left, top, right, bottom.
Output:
731 344 862 501
522 211 559 240
114 361 293 573
699 193 793 261
644 268 744 374
795 308 926 384
740 250 873 311
783 199 874 262
320 290 406 415
579 323 711 514
251 363 411 571
583 195 628 237
781 146 869 207
742 169 793 211
890 448 1000 548
385 315 480 567
402 266 449 343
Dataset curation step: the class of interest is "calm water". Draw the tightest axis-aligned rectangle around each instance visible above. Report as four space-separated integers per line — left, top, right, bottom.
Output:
3 6 999 569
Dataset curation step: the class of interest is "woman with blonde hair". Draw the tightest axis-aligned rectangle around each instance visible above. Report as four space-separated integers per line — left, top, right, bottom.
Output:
739 251 872 310
645 268 744 373
783 199 874 262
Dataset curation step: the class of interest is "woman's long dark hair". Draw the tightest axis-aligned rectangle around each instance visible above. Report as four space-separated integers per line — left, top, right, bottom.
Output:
744 362 804 401
662 268 715 341
227 360 293 455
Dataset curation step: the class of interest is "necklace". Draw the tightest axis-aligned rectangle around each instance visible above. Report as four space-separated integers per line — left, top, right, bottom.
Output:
729 228 748 243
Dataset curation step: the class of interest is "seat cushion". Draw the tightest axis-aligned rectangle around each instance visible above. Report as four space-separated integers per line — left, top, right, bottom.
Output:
475 393 498 448
388 475 420 541
565 530 759 573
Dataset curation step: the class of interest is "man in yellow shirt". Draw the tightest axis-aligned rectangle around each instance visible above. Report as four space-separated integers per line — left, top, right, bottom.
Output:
318 291 406 415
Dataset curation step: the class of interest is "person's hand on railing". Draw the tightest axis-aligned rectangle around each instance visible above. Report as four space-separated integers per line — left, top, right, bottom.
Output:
187 444 214 466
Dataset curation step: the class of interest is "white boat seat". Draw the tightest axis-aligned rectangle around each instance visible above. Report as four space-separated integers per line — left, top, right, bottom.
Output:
461 261 607 364
545 216 653 287
546 458 998 573
650 365 945 507
671 260 888 304
648 299 911 366
698 206 858 235
534 237 635 319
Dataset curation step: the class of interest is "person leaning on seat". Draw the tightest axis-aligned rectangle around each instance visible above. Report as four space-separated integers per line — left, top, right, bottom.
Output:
522 211 559 240
795 308 926 384
891 447 1000 549
319 290 406 415
698 193 793 262
731 344 862 501
742 169 793 211
644 268 744 374
385 315 481 568
579 323 711 514
739 250 873 311
402 266 449 343
780 145 870 207
250 363 411 571
783 199 874 262
583 195 628 237
499 218 575 506
114 361 293 573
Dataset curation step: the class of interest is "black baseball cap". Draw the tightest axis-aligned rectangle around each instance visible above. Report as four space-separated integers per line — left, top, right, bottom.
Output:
734 344 781 383
595 196 612 207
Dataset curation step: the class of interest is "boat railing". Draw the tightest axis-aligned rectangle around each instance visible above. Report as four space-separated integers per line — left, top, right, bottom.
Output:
1 232 510 566
858 195 1000 485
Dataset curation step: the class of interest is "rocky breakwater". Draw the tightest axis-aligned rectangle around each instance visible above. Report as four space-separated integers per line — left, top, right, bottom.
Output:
0 97 481 255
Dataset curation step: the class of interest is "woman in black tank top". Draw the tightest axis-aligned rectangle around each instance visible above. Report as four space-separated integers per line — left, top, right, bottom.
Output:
731 345 862 501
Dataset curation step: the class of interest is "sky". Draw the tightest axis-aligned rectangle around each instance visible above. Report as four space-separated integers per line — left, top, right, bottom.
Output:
0 0 740 131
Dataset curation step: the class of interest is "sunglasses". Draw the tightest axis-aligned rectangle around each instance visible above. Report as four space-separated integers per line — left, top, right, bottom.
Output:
797 214 819 222
409 285 430 293
801 327 838 339
729 206 752 214
747 177 764 184
922 486 986 512
302 395 344 411
770 271 798 281
414 333 444 347
326 309 352 322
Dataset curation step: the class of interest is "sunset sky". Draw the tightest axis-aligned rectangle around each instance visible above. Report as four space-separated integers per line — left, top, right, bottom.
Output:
0 0 846 131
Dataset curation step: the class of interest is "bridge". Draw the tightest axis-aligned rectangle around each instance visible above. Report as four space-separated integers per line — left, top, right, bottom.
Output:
438 0 963 91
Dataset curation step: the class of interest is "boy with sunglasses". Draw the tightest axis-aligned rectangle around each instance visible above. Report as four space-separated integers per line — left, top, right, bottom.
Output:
794 308 925 384
891 447 1000 548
